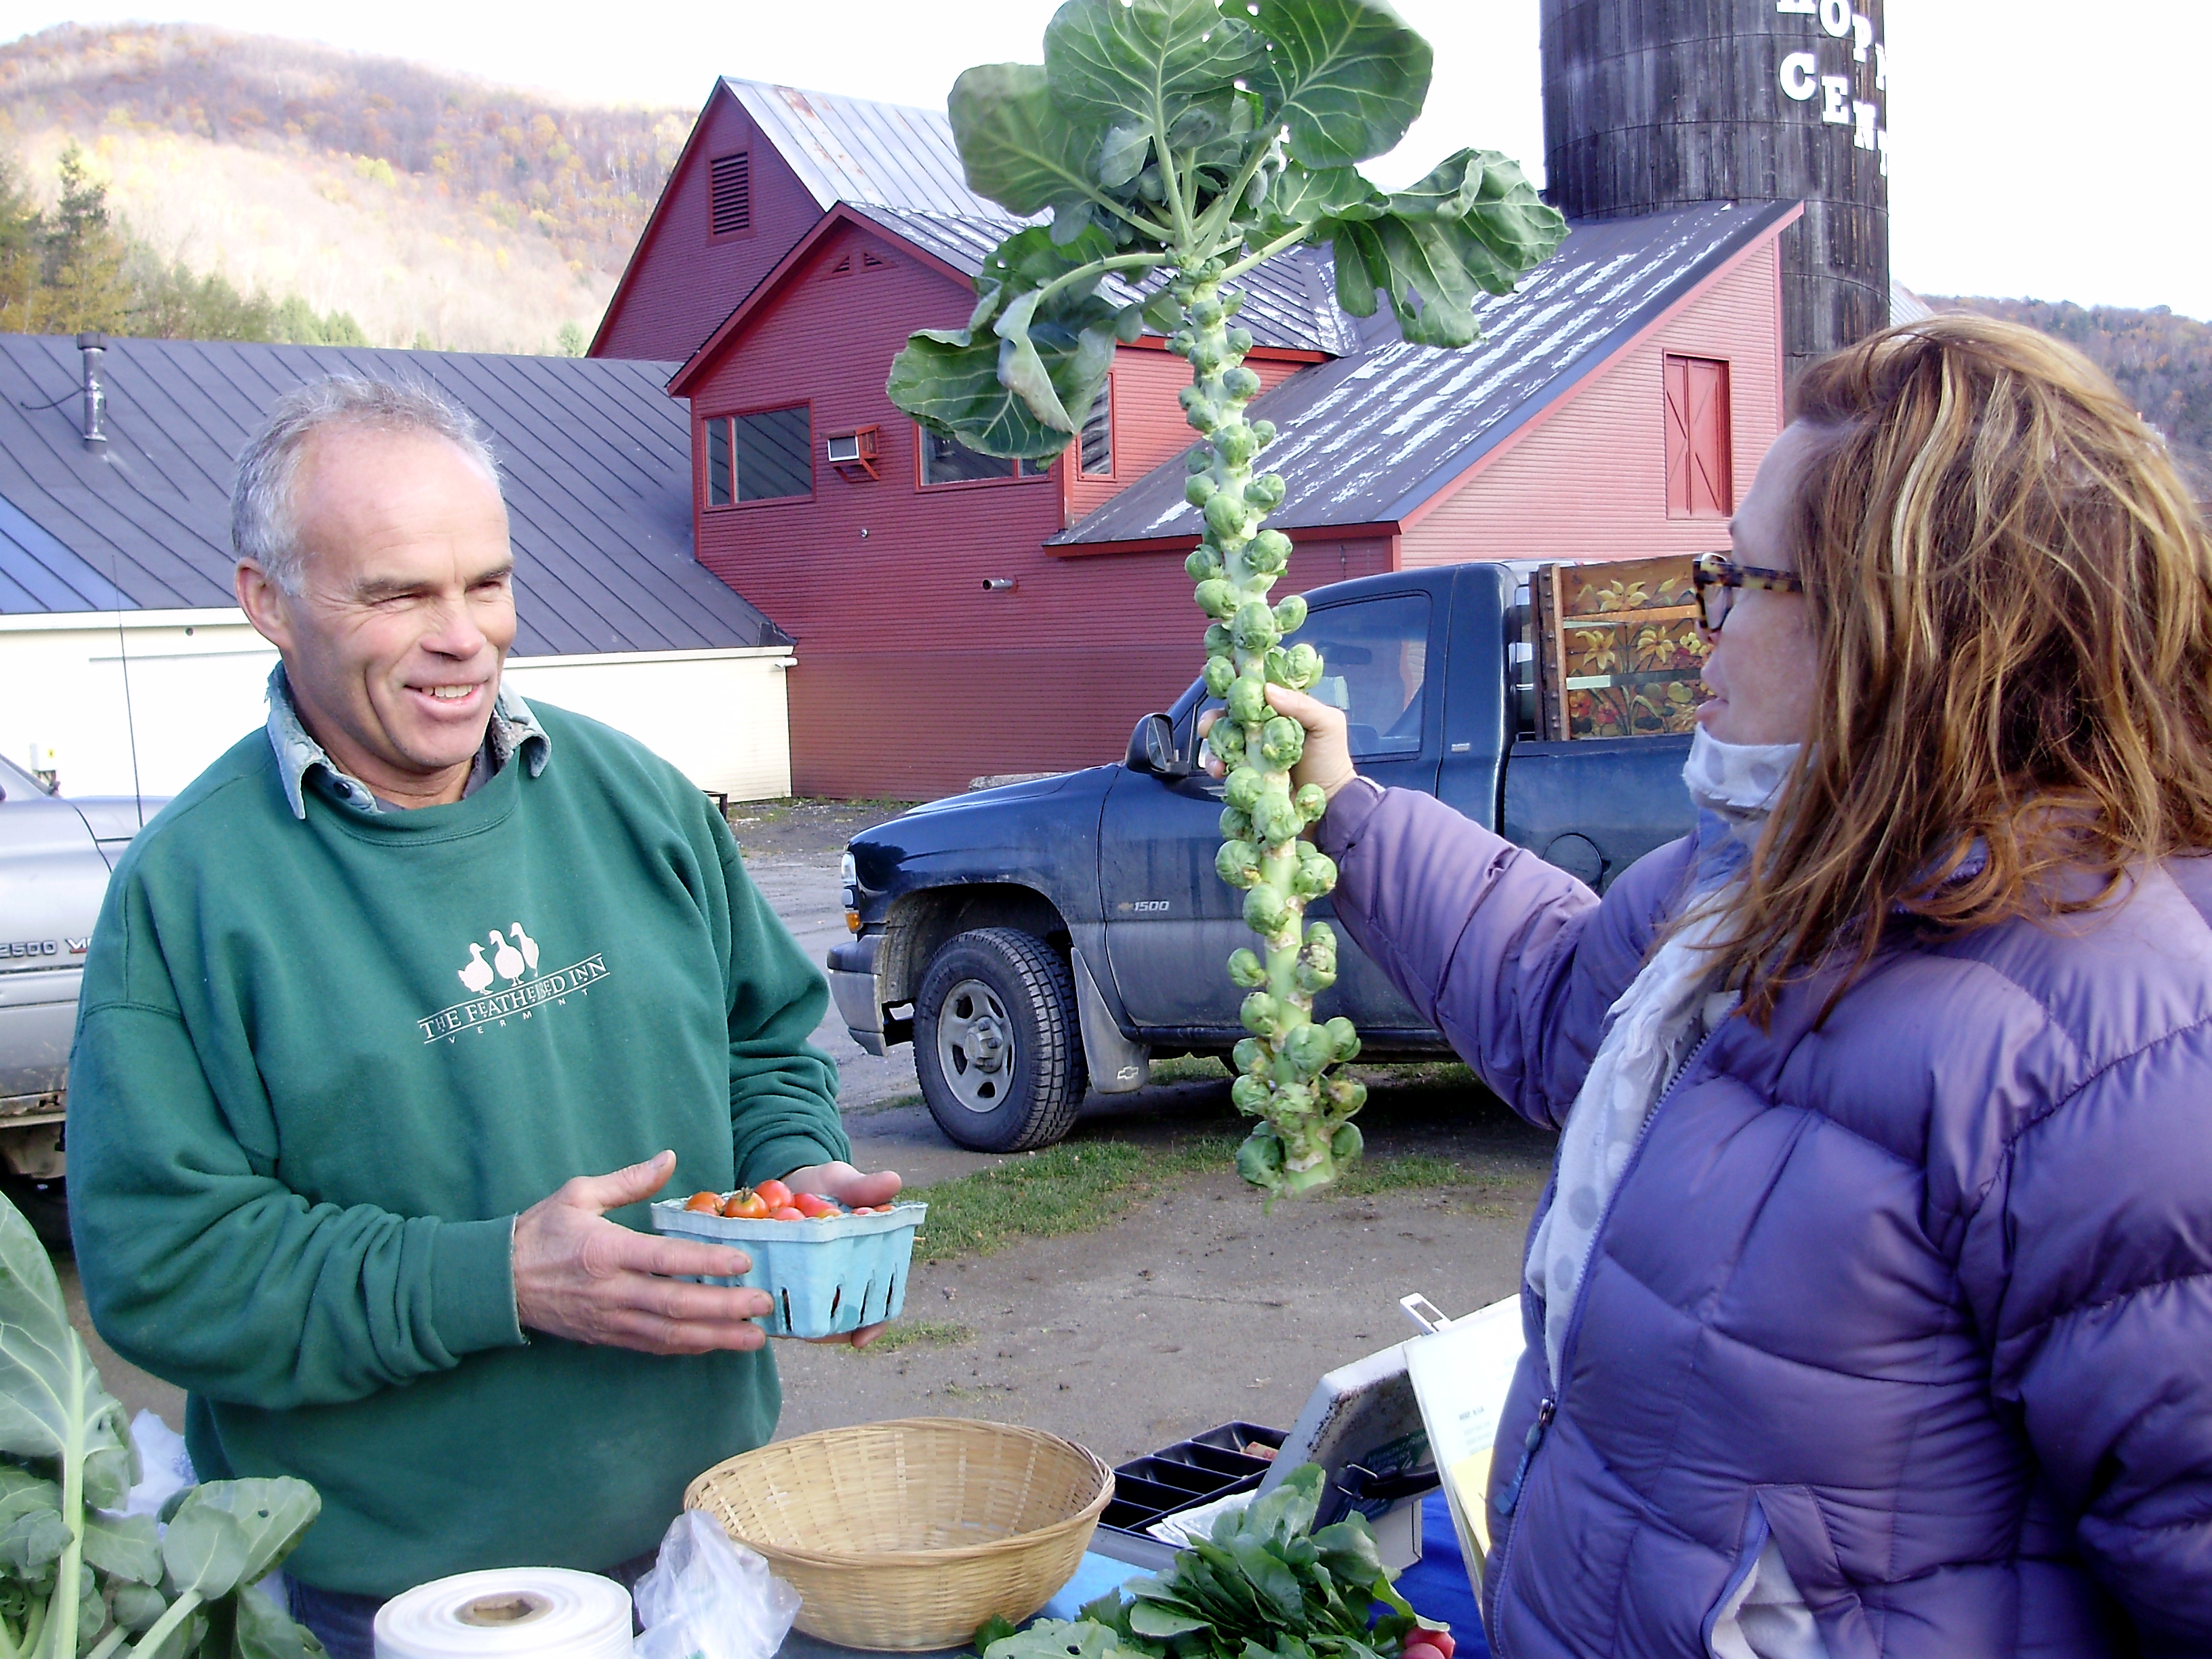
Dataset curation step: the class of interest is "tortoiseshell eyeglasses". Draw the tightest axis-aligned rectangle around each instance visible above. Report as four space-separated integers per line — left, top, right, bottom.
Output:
1691 552 1805 632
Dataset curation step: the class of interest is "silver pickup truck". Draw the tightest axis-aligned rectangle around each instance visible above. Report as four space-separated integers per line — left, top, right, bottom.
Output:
0 752 163 1238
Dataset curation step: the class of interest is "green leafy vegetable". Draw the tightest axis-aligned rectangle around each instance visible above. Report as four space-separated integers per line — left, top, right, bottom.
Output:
0 1194 325 1658
977 1466 1432 1659
886 0 1565 1196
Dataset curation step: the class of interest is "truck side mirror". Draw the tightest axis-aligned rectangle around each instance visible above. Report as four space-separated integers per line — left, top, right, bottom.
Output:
1125 713 1192 778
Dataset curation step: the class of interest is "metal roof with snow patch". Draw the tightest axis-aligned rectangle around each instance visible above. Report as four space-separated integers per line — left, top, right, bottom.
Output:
1050 200 1799 547
0 336 787 655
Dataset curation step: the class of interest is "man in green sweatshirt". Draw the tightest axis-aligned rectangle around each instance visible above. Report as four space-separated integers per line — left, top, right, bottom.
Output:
66 377 897 1657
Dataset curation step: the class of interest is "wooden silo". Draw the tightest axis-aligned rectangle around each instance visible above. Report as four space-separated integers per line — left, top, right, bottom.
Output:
1541 0 1889 382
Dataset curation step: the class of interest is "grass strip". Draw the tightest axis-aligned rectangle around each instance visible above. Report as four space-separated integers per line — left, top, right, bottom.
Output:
907 1137 1236 1263
863 1319 973 1353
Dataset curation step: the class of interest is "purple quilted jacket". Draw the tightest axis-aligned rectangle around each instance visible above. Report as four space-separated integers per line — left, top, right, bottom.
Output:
1315 781 2212 1658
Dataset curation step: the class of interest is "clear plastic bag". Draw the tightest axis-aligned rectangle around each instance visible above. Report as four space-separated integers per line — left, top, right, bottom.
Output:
632 1511 803 1659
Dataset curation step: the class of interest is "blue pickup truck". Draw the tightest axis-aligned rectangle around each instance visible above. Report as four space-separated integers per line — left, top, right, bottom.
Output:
827 560 1698 1151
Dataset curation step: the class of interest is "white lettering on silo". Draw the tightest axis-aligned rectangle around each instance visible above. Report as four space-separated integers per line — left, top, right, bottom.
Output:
1851 13 1875 59
1820 0 1853 37
1821 75 1852 123
1853 102 1879 149
1775 0 1817 13
1780 53 1820 101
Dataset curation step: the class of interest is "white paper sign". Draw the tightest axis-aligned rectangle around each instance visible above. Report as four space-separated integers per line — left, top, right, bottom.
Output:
1401 1295 1528 1601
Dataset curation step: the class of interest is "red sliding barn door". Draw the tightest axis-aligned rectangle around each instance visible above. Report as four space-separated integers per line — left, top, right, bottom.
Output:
1664 354 1733 518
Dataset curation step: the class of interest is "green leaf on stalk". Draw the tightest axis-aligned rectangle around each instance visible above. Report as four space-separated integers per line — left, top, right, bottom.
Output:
1128 1601 1213 1639
1252 0 1433 167
81 1509 162 1584
950 62 1112 220
1044 0 1261 134
1258 164 1386 241
1097 122 1154 188
231 1580 329 1658
160 1477 320 1599
0 1195 129 1471
983 1617 1133 1659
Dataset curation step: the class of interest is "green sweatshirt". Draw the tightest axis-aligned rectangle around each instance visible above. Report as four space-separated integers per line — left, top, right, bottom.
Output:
67 702 847 1595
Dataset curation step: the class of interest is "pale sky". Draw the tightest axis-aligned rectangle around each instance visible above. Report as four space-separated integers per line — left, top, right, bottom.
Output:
9 2 2207 321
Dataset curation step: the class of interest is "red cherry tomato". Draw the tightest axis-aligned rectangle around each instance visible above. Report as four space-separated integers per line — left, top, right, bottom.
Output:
682 1192 721 1213
754 1179 794 1209
792 1192 836 1218
722 1191 769 1219
769 1205 806 1222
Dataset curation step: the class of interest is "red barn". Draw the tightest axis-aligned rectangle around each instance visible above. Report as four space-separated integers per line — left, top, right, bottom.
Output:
598 81 1801 799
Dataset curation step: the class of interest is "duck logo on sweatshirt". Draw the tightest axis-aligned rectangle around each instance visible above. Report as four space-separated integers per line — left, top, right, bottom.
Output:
417 921 611 1043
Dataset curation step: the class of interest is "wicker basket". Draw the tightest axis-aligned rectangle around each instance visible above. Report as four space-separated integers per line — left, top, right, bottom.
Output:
685 1418 1114 1651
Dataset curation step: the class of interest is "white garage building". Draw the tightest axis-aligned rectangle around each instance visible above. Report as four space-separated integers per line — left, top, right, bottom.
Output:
0 334 795 804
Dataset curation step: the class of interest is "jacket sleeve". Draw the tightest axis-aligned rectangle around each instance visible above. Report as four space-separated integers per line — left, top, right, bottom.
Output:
708 815 850 1186
68 874 523 1410
1317 780 1686 1130
1968 1018 2212 1653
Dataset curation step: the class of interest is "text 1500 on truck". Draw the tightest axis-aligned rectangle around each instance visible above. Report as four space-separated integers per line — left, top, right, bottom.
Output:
0 752 164 1237
829 555 1711 1151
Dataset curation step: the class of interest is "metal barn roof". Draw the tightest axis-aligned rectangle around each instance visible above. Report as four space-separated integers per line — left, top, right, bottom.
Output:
1051 200 1799 547
718 79 1353 356
0 336 787 655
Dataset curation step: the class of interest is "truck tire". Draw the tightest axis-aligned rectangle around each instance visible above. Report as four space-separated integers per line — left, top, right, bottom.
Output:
914 928 1088 1152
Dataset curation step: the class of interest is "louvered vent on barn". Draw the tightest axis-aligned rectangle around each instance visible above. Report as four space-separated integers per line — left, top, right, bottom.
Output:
710 151 752 237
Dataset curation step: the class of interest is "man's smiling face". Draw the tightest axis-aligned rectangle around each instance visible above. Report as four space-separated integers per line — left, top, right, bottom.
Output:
237 424 517 808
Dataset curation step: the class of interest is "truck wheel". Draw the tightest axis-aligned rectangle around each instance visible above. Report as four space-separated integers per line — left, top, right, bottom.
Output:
914 928 1088 1152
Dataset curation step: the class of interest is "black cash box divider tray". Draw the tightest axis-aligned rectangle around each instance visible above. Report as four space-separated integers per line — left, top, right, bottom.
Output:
1101 1422 1290 1540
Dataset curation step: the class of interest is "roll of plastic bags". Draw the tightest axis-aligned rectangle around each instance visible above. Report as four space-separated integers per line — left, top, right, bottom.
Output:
373 1567 631 1659
633 1511 803 1659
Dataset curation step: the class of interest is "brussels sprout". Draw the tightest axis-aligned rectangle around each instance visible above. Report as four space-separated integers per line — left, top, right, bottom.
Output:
1252 795 1303 846
1294 956 1336 995
1227 676 1269 725
1252 419 1278 447
1219 804 1252 840
1283 644 1322 690
1193 578 1237 619
1204 622 1234 656
1260 716 1306 768
1326 1076 1367 1112
1236 1128 1286 1185
1216 424 1258 468
1330 1122 1364 1160
1231 600 1280 653
1233 1036 1270 1075
1204 655 1237 697
1208 719 1247 764
1240 990 1284 1038
1190 295 1225 327
1305 921 1337 956
1185 474 1218 509
1231 1074 1272 1117
1227 325 1255 354
1273 593 1308 634
1324 1016 1361 1062
1186 546 1223 582
1246 533 1289 577
1185 447 1212 474
1222 365 1263 399
1203 491 1248 540
1243 884 1290 937
1248 473 1288 513
1224 764 1266 811
1294 781 1330 823
1284 1022 1336 1077
1185 398 1221 433
1290 849 1337 899
1217 842 1263 891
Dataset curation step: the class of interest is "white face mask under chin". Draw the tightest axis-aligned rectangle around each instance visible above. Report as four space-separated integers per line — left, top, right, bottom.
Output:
1683 726 1802 849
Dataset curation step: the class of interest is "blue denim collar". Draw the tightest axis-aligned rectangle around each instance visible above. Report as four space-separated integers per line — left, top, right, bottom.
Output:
264 661 549 819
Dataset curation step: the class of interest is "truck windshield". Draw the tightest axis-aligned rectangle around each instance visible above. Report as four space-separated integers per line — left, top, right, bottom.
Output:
1294 593 1431 758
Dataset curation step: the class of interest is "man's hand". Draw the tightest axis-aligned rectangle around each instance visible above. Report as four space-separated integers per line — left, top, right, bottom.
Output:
1197 684 1358 801
512 1151 774 1355
781 1161 903 1349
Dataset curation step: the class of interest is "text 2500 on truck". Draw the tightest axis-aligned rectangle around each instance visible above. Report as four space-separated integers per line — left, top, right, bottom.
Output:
830 555 1709 1151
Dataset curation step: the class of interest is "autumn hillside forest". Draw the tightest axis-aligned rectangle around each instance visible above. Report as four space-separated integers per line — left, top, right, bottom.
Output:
0 23 687 353
2 21 2209 491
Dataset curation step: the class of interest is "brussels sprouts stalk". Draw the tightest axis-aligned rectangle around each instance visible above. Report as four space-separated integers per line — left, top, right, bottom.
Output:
1172 271 1366 1197
882 0 1568 1195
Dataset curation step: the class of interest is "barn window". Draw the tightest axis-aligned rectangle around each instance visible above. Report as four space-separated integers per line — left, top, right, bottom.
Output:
918 428 1048 486
709 151 752 238
705 405 811 505
1664 354 1733 518
1080 381 1113 476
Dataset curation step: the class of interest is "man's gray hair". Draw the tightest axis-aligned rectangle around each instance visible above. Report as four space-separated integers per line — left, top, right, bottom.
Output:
232 377 501 594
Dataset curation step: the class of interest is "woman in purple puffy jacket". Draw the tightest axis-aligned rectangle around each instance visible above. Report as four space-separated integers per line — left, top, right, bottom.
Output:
1250 316 2212 1655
